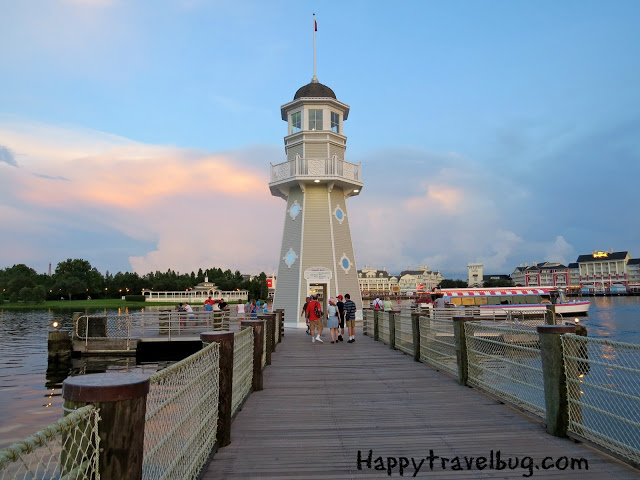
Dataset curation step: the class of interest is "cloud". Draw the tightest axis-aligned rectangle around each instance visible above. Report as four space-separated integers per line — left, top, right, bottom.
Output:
0 145 18 167
0 120 283 274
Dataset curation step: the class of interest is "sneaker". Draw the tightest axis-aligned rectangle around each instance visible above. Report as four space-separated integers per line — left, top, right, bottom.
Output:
315 336 323 343
338 335 343 341
351 339 355 343
347 339 354 343
306 330 311 335
331 341 334 344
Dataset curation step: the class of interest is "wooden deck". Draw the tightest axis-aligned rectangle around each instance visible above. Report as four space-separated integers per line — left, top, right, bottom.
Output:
203 328 639 479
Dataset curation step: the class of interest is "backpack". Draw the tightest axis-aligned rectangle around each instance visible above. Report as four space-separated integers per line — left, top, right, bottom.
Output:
374 299 381 310
314 301 323 318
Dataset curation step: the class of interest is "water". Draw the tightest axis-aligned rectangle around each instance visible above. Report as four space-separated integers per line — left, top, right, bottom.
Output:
0 296 639 449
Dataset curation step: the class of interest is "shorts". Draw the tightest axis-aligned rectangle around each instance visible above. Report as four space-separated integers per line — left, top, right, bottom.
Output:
338 316 344 328
346 318 355 329
310 319 322 330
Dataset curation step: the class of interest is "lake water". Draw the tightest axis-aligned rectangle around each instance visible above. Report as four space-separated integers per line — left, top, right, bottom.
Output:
1 296 639 449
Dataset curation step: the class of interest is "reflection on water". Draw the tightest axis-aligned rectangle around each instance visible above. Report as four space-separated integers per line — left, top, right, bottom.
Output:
0 308 170 449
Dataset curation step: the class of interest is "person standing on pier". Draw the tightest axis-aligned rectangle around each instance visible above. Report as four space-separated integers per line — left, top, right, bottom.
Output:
204 296 214 311
343 293 357 343
301 296 311 335
326 298 339 343
306 295 324 343
336 295 345 341
383 297 392 312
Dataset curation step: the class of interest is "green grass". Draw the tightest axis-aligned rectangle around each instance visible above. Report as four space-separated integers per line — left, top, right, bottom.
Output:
0 299 179 310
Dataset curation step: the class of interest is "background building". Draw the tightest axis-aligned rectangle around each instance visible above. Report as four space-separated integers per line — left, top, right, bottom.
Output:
357 266 398 296
467 263 483 287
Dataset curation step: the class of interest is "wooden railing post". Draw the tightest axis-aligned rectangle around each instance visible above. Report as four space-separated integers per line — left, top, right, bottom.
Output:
241 320 264 391
545 305 557 325
63 372 150 480
388 310 400 350
201 331 234 448
371 309 379 341
453 316 474 386
257 314 274 365
537 324 576 437
411 312 422 362
275 308 285 339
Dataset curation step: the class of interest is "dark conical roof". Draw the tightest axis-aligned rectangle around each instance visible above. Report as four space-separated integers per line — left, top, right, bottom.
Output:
293 81 336 100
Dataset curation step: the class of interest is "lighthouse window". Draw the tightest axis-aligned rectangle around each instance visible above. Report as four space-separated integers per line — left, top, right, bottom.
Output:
309 109 323 130
331 112 340 133
291 111 301 134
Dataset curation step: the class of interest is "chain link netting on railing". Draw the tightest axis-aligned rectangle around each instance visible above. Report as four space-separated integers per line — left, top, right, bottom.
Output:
378 313 390 345
561 334 640 464
363 310 374 337
394 313 414 356
419 316 457 376
465 322 545 417
0 405 100 479
143 341 220 480
232 328 254 417
262 324 267 368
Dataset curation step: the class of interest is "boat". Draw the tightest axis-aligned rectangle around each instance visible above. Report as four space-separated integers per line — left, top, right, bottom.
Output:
417 287 590 316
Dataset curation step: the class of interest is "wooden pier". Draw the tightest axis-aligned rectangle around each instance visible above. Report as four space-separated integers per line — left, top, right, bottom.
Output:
203 328 638 479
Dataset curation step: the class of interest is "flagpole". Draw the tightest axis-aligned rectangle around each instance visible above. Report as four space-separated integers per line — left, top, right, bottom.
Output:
312 13 317 82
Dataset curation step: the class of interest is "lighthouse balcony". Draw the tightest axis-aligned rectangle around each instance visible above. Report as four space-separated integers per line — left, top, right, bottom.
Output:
269 155 362 189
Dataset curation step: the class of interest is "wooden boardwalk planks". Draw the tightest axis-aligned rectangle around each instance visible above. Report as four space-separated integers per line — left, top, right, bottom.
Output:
203 329 639 479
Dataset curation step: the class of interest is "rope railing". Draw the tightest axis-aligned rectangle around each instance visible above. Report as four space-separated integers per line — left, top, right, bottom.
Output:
142 341 220 480
419 316 457 376
0 405 100 479
378 314 390 345
394 313 414 356
465 322 545 417
562 334 640 464
362 309 374 337
232 328 254 417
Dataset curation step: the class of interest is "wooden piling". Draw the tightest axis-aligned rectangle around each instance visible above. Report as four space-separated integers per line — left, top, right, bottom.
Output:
537 324 576 437
48 330 72 361
63 372 150 480
201 331 234 448
453 316 475 386
411 312 422 362
241 320 264 391
388 310 400 350
275 308 285 339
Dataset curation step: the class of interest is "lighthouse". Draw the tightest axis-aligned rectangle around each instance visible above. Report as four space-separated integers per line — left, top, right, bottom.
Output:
269 75 363 326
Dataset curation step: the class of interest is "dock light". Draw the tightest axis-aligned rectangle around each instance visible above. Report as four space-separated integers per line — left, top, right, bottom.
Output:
574 318 580 324
353 189 359 192
52 321 60 329
314 179 320 183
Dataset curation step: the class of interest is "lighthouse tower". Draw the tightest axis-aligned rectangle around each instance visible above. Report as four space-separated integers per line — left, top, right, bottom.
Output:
269 76 363 326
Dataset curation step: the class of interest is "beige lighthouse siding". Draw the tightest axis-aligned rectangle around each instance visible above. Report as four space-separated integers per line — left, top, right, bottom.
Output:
329 188 363 310
287 144 303 161
272 186 305 322
304 142 328 159
298 184 335 305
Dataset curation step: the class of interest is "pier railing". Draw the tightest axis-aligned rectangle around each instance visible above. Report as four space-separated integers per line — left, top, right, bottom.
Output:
1 310 284 479
562 334 640 464
75 311 231 344
363 308 640 466
0 405 100 479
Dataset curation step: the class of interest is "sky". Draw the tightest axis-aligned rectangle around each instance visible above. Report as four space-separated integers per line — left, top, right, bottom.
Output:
1 0 639 280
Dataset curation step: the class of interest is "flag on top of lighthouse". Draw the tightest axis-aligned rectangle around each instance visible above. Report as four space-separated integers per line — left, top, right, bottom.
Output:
314 14 317 31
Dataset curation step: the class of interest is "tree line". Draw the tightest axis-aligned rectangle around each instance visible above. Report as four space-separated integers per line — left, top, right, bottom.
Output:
0 259 269 304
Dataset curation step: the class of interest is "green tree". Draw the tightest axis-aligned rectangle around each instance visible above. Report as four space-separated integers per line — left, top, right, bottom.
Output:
439 279 468 288
31 285 47 303
19 286 32 302
483 278 514 288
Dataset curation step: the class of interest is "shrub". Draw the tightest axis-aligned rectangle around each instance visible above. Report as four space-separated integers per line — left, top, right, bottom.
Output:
125 295 145 302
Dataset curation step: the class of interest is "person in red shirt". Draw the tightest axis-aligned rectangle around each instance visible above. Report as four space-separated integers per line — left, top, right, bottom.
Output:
306 295 324 343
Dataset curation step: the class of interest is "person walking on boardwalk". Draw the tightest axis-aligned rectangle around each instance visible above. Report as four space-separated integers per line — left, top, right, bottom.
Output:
336 295 345 341
343 293 357 343
249 299 258 319
306 295 323 343
326 298 339 343
301 296 311 335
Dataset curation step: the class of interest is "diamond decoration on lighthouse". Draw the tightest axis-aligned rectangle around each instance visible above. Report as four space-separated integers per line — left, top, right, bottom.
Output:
340 254 351 274
289 200 301 220
283 248 298 268
334 205 345 224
